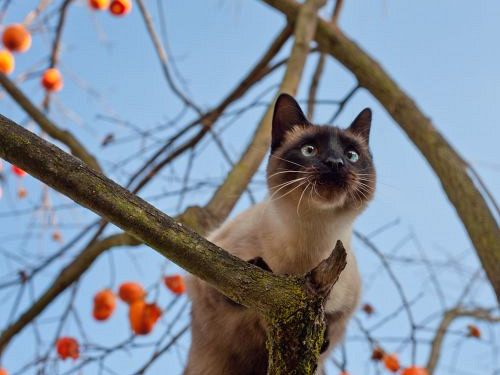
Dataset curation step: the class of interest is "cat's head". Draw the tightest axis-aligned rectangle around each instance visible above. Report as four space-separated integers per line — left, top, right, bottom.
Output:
267 93 376 211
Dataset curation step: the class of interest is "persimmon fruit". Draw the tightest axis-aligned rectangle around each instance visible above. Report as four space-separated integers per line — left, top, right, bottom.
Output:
11 165 27 177
383 353 400 372
2 24 31 53
164 274 186 295
119 282 145 304
129 300 162 335
467 324 481 338
0 49 14 74
88 0 110 10
56 337 79 360
109 0 131 16
41 68 63 92
93 289 116 321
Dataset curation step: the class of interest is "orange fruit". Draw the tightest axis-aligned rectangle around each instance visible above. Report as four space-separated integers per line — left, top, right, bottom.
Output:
467 324 481 338
0 49 14 74
17 187 27 199
56 337 79 360
371 346 384 361
109 0 131 16
383 353 400 372
41 68 63 92
11 165 27 177
118 282 145 304
163 274 186 295
362 302 374 315
129 300 162 335
88 0 110 10
2 24 31 53
52 231 63 242
93 289 116 321
0 368 8 375
401 366 429 375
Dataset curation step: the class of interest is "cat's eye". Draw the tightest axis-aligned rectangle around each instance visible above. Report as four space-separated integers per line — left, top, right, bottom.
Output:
346 150 359 163
301 145 317 157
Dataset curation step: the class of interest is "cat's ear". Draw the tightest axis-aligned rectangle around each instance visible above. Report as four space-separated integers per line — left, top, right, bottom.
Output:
348 108 372 144
271 93 310 152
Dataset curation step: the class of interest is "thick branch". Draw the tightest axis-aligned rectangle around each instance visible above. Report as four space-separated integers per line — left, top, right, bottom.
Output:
0 72 101 172
259 0 500 301
267 241 347 374
0 115 304 330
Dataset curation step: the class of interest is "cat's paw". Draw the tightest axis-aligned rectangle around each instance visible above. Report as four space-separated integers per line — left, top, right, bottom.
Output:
320 335 330 354
248 256 273 273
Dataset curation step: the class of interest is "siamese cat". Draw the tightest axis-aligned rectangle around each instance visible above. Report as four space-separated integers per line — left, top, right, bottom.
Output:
185 94 375 374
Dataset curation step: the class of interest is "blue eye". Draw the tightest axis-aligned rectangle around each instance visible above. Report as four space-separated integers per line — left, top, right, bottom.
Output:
346 150 359 162
301 145 317 157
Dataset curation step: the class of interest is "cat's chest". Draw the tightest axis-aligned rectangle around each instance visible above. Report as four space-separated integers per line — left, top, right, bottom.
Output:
263 223 352 275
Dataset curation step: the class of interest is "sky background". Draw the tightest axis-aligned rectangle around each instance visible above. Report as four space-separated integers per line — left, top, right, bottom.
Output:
0 0 499 374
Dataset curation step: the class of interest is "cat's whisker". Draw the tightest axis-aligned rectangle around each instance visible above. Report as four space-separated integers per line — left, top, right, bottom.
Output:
269 154 307 169
267 170 313 179
313 182 325 201
268 179 307 202
296 181 311 216
269 180 308 204
269 177 308 193
357 182 374 192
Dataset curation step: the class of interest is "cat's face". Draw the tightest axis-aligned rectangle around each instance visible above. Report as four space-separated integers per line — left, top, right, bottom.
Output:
267 94 375 211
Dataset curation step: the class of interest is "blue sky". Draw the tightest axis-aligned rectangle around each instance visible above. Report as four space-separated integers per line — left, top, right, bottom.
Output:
0 0 498 374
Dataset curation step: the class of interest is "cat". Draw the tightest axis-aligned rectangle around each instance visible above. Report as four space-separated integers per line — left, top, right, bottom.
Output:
184 93 375 374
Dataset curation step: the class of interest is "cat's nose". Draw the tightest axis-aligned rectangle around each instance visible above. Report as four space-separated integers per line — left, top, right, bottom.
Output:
324 157 344 169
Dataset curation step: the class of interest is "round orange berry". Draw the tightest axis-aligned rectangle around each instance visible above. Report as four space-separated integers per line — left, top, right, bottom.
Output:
383 353 400 372
93 289 116 321
41 68 63 92
0 49 14 74
56 337 79 360
11 165 27 177
129 300 162 335
2 24 31 53
109 0 132 16
119 282 145 304
164 274 186 295
88 0 110 10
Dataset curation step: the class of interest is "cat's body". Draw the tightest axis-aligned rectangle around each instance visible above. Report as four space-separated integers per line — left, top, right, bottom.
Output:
185 94 375 374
